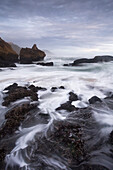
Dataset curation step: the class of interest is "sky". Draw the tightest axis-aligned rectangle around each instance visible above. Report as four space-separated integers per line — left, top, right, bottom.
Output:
1 0 113 57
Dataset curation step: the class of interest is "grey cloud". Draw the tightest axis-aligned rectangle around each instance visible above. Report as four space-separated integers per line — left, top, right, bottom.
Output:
0 0 113 56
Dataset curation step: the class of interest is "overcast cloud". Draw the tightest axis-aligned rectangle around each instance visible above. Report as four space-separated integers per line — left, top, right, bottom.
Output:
1 0 113 56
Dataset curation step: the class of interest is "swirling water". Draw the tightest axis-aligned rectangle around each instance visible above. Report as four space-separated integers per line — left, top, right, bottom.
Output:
0 56 113 169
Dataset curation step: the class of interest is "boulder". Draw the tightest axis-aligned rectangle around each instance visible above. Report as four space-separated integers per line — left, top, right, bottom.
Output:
20 44 46 64
69 92 79 102
0 38 18 63
89 96 102 104
56 101 76 112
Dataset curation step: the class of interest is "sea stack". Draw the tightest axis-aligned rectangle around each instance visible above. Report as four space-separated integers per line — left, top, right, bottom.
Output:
20 44 46 64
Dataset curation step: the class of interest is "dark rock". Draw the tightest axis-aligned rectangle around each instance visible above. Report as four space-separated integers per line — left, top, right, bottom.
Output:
0 103 37 139
36 86 47 91
50 121 85 163
51 87 57 92
0 37 18 63
4 83 18 91
0 148 6 162
20 57 33 64
69 92 79 102
104 94 113 100
65 55 113 66
20 44 46 64
56 101 76 112
109 130 113 145
94 55 113 62
0 59 16 67
89 96 102 104
72 58 93 66
37 62 54 66
2 84 38 106
59 86 65 89
63 64 69 66
28 85 38 92
51 86 65 92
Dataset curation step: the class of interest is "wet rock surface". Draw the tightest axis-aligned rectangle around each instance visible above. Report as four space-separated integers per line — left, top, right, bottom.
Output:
56 101 77 112
37 62 54 66
51 121 85 163
64 55 113 66
0 103 38 139
0 59 17 67
109 130 113 145
2 83 39 106
69 92 79 102
89 96 102 104
51 86 65 92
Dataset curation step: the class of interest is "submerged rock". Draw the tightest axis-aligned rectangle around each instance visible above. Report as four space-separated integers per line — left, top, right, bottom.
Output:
20 44 46 64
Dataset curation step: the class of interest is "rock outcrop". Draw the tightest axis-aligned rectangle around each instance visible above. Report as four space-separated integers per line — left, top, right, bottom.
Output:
64 55 113 66
20 44 46 64
0 38 18 63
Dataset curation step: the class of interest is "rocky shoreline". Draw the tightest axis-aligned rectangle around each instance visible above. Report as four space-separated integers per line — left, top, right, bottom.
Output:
0 82 113 169
0 37 113 169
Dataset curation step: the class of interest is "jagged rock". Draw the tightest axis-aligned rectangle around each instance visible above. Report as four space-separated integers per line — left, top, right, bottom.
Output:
2 84 38 106
0 38 18 63
0 102 37 139
28 85 47 92
50 121 85 163
56 101 76 112
69 92 79 102
37 62 54 66
20 44 46 64
89 96 102 104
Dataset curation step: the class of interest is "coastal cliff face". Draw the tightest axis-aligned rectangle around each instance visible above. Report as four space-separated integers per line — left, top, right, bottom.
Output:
20 44 46 64
0 38 18 62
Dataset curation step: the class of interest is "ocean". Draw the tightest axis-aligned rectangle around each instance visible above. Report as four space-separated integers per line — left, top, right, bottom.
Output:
0 55 113 169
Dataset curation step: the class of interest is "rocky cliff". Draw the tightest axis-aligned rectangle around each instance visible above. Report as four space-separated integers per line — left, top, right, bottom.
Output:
0 38 18 62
